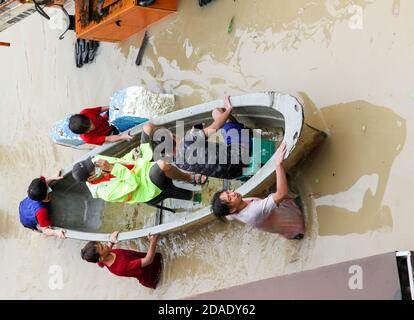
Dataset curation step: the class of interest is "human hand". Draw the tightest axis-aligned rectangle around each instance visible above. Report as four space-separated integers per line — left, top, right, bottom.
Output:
121 131 133 142
224 95 233 113
148 233 160 243
56 229 66 239
95 159 112 172
110 231 119 244
275 141 287 166
50 169 63 181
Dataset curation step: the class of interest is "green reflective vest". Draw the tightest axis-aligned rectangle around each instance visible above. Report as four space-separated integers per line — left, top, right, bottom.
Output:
86 143 162 204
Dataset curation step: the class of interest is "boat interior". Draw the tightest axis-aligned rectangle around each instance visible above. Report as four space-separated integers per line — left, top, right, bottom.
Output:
49 105 286 233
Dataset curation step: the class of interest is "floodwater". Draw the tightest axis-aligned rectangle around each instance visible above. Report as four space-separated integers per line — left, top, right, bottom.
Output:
0 0 413 299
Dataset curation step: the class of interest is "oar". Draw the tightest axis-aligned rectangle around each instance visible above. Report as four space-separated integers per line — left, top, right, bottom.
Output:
135 30 149 66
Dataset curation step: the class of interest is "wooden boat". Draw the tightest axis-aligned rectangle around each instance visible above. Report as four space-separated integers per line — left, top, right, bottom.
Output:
49 92 327 241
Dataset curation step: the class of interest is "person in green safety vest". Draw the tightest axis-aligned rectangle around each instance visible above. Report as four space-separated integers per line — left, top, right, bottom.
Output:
72 141 207 204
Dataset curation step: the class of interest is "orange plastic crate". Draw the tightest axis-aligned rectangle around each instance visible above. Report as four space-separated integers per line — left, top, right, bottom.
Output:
75 0 177 42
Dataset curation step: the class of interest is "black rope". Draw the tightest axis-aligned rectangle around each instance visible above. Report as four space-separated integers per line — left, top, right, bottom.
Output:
33 0 50 20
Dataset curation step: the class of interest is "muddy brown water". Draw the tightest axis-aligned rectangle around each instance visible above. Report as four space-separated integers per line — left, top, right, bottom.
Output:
0 0 413 298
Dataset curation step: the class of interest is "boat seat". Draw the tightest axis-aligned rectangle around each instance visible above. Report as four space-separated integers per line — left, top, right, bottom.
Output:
155 208 162 225
237 137 276 181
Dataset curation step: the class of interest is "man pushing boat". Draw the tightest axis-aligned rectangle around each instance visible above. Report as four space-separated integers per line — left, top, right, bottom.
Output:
210 142 306 240
81 231 163 289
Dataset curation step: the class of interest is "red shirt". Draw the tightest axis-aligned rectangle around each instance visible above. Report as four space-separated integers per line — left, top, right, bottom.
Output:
98 249 163 289
33 176 52 228
35 208 52 228
79 107 113 145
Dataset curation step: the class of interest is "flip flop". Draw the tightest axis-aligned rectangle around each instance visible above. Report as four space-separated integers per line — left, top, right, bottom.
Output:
192 174 208 186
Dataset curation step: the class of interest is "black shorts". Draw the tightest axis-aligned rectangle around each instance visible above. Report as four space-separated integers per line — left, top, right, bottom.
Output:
147 163 193 204
148 163 167 189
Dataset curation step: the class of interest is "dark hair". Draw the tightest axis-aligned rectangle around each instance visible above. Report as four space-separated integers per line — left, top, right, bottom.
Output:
211 190 231 221
81 241 100 263
69 114 92 134
27 178 48 201
72 158 95 182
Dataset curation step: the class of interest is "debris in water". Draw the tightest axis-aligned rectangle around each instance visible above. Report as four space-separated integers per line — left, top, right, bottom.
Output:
198 0 215 7
315 178 319 184
362 125 367 133
392 0 400 16
136 30 149 66
228 16 235 34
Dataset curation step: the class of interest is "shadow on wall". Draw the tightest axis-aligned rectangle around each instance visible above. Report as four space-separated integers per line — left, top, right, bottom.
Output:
296 94 406 236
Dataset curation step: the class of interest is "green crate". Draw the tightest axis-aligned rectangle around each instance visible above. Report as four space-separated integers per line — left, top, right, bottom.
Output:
238 137 276 180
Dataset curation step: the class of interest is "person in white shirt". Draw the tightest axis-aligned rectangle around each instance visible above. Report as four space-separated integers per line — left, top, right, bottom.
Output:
211 142 305 240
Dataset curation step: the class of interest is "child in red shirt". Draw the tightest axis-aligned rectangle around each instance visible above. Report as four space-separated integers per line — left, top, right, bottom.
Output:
69 107 132 145
81 232 162 289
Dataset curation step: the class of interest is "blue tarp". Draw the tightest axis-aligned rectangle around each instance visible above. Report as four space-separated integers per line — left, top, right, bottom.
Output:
51 88 148 147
